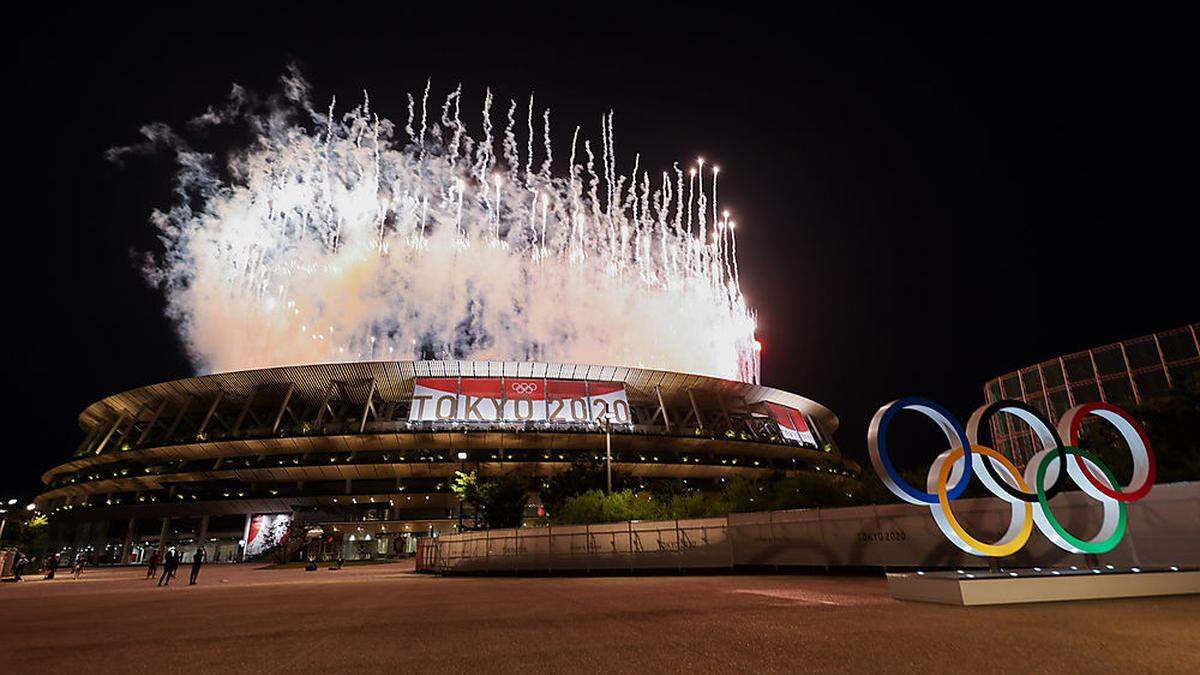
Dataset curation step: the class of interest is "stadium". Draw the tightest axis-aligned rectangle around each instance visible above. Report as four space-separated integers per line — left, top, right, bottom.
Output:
34 360 852 565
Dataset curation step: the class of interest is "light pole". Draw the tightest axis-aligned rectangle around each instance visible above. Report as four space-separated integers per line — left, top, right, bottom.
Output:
601 416 613 494
456 451 467 531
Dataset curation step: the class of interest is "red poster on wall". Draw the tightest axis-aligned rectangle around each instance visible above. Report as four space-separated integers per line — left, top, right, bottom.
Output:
765 402 818 447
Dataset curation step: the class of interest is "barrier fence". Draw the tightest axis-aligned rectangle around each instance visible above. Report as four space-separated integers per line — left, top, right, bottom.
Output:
418 482 1200 574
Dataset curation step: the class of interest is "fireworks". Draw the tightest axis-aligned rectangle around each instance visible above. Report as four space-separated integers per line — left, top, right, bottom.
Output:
116 71 760 381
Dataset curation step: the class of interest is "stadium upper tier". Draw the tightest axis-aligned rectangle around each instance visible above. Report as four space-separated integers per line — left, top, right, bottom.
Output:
37 361 851 512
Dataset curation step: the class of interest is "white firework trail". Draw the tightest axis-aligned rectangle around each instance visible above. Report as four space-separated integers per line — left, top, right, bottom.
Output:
114 73 761 382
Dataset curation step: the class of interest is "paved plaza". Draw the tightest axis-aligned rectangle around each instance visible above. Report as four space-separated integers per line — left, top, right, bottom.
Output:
2 563 1198 673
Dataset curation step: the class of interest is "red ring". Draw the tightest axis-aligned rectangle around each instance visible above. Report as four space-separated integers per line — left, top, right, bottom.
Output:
1062 402 1155 502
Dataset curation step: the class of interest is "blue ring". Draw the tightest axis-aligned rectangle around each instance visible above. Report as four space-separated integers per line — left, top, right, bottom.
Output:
875 396 973 504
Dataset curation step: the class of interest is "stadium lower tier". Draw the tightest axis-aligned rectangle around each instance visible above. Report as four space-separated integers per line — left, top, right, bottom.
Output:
36 360 852 564
37 442 856 565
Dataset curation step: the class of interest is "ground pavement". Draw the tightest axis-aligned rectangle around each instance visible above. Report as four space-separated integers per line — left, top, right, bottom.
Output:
2 562 1198 673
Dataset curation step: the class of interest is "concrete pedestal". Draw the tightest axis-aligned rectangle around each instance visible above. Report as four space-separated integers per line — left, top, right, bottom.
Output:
887 567 1200 606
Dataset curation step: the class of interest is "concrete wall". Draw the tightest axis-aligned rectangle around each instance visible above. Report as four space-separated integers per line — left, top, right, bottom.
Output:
420 482 1200 573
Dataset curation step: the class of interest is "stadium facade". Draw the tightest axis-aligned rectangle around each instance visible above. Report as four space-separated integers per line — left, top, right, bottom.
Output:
983 323 1199 465
35 361 852 564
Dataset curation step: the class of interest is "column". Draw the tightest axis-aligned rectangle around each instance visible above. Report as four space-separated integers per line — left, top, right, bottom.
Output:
45 521 63 558
74 520 92 556
92 520 110 563
157 517 171 554
196 515 210 556
121 519 138 564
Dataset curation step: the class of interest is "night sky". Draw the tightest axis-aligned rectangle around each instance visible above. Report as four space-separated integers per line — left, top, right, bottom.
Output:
7 5 1194 499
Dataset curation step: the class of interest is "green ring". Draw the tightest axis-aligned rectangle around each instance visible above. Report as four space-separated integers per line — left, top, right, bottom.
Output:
1035 446 1127 554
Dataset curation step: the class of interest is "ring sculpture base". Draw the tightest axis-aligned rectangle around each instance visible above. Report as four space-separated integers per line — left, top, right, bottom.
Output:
886 567 1200 606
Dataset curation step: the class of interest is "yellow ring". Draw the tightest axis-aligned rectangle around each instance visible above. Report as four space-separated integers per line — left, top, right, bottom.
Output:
935 444 1033 557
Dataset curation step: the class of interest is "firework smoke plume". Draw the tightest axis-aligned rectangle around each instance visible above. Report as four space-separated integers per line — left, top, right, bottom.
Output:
112 69 760 381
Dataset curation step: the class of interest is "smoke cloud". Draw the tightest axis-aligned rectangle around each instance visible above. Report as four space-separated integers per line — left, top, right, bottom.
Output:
114 71 759 381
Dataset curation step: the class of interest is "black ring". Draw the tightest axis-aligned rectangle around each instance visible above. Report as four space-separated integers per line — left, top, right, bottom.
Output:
966 399 1066 503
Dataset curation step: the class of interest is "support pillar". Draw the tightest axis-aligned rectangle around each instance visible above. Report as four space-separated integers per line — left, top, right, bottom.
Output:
74 520 92 556
45 521 63 558
121 519 138 564
92 520 109 563
196 515 209 552
157 517 171 554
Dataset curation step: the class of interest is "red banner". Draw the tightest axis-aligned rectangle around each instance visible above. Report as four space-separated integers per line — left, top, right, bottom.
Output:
766 402 817 446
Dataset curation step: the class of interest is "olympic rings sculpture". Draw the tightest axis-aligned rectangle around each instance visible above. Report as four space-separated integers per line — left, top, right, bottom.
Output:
867 397 1156 557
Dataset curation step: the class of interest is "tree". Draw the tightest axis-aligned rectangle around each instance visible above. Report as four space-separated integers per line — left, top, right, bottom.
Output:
553 490 664 524
452 471 532 529
549 470 883 525
1 513 48 555
539 457 629 516
766 473 868 509
451 470 487 529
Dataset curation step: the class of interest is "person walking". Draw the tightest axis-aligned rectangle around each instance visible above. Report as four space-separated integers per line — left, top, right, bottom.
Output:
12 552 28 581
188 547 207 585
146 549 160 579
157 549 179 587
43 552 60 580
71 554 85 580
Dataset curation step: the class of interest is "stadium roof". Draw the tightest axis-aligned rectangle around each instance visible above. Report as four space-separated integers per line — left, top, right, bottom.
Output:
80 360 838 433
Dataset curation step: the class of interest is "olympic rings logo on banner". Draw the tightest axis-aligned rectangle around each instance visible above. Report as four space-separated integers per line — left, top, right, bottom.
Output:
867 397 1156 557
510 382 538 395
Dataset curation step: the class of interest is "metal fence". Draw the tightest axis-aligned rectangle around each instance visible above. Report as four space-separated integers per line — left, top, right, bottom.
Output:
424 517 733 574
419 482 1200 574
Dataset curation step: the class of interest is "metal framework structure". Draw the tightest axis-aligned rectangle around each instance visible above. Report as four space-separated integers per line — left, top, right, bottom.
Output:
983 324 1200 465
37 360 853 564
